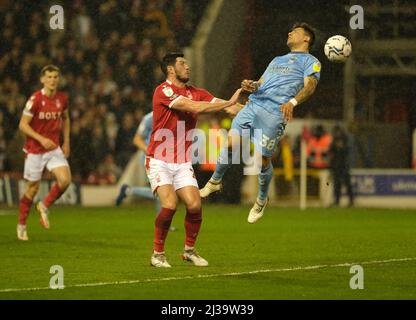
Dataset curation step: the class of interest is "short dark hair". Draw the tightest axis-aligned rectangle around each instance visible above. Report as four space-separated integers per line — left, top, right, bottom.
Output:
160 52 184 76
291 22 316 47
40 64 60 76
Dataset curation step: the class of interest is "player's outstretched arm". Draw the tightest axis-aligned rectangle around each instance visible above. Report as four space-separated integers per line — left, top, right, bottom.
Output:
171 89 241 114
280 76 318 122
19 114 57 150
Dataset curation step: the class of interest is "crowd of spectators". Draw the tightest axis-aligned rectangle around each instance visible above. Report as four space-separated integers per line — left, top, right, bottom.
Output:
0 0 209 183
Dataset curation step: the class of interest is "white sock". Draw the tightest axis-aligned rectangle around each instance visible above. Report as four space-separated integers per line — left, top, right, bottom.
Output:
184 245 194 251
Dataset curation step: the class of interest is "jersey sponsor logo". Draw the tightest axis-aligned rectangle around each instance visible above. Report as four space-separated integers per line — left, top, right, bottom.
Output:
270 65 290 74
313 62 321 72
39 111 62 120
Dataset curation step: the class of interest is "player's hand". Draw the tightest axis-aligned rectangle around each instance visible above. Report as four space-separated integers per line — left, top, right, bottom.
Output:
62 142 70 158
241 80 258 93
229 88 242 106
280 101 295 122
40 137 57 150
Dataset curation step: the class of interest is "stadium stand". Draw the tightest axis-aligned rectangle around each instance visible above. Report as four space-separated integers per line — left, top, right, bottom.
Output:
0 0 209 184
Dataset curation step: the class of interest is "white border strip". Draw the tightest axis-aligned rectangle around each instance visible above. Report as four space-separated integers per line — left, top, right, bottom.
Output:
0 257 415 294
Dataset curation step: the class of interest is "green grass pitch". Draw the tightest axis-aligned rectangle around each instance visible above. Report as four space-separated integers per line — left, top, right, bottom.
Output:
1 203 416 299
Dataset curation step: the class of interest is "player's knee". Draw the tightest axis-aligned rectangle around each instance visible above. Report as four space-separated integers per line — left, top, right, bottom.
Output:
57 177 71 190
186 199 201 212
162 198 178 210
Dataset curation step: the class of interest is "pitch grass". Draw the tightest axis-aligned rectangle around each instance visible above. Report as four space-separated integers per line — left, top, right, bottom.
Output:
1 204 416 300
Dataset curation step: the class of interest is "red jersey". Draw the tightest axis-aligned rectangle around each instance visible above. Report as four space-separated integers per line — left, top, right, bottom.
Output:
22 89 68 154
146 80 215 163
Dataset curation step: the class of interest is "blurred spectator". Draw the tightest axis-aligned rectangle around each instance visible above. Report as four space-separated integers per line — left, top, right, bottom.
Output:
0 126 6 171
306 125 332 169
115 112 137 168
0 1 208 184
329 126 354 207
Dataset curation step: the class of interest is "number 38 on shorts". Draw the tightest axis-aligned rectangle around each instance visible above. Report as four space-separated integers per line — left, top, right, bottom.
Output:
260 134 277 151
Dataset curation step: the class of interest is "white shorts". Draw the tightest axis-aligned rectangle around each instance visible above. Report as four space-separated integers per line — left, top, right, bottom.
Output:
145 157 198 193
24 147 69 181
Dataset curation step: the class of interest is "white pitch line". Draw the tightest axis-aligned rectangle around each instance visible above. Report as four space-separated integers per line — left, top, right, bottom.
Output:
0 257 415 294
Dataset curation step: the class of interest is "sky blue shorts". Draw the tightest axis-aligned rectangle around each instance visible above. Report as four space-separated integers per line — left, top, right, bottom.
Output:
231 102 286 158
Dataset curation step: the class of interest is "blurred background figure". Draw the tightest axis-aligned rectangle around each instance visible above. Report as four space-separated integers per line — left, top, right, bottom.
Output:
306 125 332 169
329 125 354 207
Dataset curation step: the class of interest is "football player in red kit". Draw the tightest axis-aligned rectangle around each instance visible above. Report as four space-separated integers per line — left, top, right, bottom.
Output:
17 65 71 241
146 52 242 267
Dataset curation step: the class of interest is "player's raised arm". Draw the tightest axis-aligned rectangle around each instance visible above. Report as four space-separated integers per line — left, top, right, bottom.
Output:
280 75 319 122
19 114 57 150
171 88 241 114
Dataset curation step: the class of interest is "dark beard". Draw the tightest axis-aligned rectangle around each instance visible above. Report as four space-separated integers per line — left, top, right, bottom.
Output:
176 75 189 84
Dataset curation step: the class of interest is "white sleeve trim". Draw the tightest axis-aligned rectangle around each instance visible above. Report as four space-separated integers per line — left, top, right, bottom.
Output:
23 111 34 117
168 95 186 108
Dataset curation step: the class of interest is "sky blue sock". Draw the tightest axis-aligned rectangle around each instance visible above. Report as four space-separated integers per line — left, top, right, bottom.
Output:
257 163 273 201
211 147 234 182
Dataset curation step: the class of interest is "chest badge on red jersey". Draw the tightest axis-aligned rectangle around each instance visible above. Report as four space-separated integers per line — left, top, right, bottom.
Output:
56 99 61 109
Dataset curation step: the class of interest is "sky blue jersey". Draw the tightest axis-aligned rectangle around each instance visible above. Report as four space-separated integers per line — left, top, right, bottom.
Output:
136 111 153 145
249 51 321 117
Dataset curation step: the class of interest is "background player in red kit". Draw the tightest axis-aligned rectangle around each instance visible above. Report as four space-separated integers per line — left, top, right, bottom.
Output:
147 52 241 267
17 65 71 241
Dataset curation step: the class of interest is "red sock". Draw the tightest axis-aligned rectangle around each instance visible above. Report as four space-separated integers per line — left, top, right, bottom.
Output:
43 184 64 208
184 208 202 248
18 195 33 225
153 208 176 252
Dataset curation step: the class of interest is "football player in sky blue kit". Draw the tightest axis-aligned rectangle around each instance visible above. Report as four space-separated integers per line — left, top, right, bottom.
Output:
200 22 321 223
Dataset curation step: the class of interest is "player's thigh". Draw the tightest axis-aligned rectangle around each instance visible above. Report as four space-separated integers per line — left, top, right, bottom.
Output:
46 148 71 186
156 184 178 210
51 166 72 189
23 153 46 182
146 157 175 193
253 113 286 158
172 163 198 192
230 103 255 138
176 186 201 211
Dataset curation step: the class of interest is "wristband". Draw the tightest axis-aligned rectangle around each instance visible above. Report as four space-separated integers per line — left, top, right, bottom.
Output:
289 98 298 106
